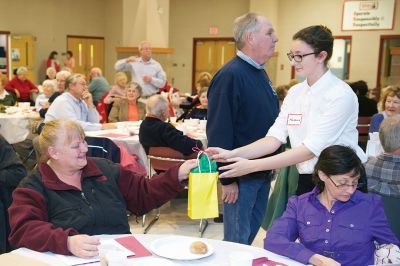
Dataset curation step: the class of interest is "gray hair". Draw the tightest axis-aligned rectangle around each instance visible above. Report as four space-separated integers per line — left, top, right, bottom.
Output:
146 94 168 119
46 67 56 77
65 74 85 91
379 114 400 152
233 13 262 50
90 67 103 76
129 82 143 97
139 41 151 50
42 79 56 92
16 66 28 75
56 70 71 80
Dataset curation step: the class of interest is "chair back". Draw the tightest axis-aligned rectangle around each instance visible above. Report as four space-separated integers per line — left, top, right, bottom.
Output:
148 147 187 174
85 136 121 163
357 116 372 150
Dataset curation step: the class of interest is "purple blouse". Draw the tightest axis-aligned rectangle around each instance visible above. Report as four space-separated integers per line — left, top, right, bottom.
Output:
264 188 399 266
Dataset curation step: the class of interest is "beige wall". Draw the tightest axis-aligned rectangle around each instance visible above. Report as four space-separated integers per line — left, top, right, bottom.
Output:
0 0 399 90
169 0 249 93
0 0 122 83
274 0 400 87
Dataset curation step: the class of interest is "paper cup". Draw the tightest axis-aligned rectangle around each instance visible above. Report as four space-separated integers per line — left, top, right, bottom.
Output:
229 251 254 266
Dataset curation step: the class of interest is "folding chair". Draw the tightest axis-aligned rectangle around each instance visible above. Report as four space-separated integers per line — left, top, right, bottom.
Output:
143 147 208 237
85 136 121 163
357 116 372 151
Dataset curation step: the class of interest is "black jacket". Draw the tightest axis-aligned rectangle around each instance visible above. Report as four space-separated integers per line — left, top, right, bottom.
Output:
139 117 203 155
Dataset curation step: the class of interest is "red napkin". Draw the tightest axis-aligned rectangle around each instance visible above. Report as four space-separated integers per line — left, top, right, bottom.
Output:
114 236 152 258
253 257 288 266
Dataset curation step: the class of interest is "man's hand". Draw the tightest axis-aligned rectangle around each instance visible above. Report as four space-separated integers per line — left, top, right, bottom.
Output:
221 182 239 204
15 89 20 98
142 75 152 84
42 102 50 109
127 56 137 62
82 90 94 108
67 234 100 259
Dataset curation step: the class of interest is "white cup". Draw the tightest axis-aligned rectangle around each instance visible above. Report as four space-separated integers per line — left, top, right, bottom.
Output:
105 250 127 266
229 251 254 266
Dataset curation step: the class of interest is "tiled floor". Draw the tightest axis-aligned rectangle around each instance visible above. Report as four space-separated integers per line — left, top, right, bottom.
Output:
128 198 267 249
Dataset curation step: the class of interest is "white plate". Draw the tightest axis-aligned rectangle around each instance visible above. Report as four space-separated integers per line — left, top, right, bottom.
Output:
131 257 177 266
150 236 214 260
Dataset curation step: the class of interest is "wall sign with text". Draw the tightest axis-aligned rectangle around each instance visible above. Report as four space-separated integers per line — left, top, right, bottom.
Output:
342 0 396 31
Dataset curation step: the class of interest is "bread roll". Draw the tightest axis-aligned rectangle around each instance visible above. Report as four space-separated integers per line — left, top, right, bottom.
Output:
189 241 208 254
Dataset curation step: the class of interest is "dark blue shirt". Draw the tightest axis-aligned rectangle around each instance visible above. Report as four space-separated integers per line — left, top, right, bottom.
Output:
206 56 279 184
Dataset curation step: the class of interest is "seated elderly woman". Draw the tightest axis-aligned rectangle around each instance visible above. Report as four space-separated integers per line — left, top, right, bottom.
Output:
370 86 400 133
108 82 146 122
103 72 128 105
8 119 196 258
35 79 56 111
264 145 399 266
5 66 39 103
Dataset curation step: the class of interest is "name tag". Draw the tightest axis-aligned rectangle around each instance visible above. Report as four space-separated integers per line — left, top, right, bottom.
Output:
287 114 302 125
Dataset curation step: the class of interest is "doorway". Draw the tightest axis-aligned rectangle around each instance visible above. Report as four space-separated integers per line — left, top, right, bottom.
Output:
67 35 105 78
376 35 400 100
0 31 10 78
10 34 36 83
192 38 236 93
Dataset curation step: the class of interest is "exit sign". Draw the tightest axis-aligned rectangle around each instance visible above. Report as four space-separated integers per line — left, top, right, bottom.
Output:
209 27 218 35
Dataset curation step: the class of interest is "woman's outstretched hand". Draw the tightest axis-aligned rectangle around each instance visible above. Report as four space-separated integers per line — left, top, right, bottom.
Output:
205 147 235 163
218 157 255 178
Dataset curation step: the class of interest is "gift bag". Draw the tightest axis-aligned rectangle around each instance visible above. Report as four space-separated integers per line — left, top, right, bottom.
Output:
188 152 219 219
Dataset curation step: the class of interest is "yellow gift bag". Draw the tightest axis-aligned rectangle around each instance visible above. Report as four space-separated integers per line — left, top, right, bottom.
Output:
188 152 219 219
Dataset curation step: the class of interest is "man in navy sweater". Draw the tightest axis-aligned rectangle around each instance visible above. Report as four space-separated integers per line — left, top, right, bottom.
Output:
207 13 279 245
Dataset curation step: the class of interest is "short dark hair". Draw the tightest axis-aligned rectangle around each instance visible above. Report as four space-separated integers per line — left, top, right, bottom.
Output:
312 145 365 191
48 51 58 59
293 25 333 65
350 80 368 96
67 50 73 57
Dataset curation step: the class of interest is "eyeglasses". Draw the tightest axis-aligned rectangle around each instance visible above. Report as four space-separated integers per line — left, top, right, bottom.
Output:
327 176 362 190
287 52 319 62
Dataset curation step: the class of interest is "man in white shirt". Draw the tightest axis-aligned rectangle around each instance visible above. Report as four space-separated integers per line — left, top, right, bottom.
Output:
114 41 166 97
45 74 115 131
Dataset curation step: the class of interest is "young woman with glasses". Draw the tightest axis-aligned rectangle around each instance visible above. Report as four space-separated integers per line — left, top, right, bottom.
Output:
207 25 366 195
264 145 399 266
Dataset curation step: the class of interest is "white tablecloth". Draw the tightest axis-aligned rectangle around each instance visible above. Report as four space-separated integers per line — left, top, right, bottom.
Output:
85 128 149 173
10 234 307 266
0 111 39 144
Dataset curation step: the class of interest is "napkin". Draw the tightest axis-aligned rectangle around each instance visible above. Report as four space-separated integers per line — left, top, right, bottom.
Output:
253 257 288 266
114 236 152 258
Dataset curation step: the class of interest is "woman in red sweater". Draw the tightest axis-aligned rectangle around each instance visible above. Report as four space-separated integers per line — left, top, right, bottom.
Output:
5 66 38 103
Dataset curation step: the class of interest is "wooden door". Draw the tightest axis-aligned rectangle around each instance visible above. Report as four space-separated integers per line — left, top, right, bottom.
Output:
193 38 236 92
67 36 105 79
10 34 35 82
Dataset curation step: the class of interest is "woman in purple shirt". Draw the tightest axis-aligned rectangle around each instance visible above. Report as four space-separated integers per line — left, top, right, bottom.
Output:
264 145 399 266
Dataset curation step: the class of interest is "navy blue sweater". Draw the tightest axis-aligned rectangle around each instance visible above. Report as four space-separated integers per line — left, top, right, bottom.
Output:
207 56 279 185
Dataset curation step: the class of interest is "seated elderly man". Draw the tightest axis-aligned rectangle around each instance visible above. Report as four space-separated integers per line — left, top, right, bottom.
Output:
0 135 27 254
8 119 196 258
88 67 109 106
366 114 400 239
39 70 71 118
264 145 399 266
139 94 203 156
45 73 115 131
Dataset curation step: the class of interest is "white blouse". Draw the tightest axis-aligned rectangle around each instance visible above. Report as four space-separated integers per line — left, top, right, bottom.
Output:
267 70 367 174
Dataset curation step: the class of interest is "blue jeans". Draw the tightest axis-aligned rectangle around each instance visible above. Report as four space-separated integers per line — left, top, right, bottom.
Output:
223 174 271 245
